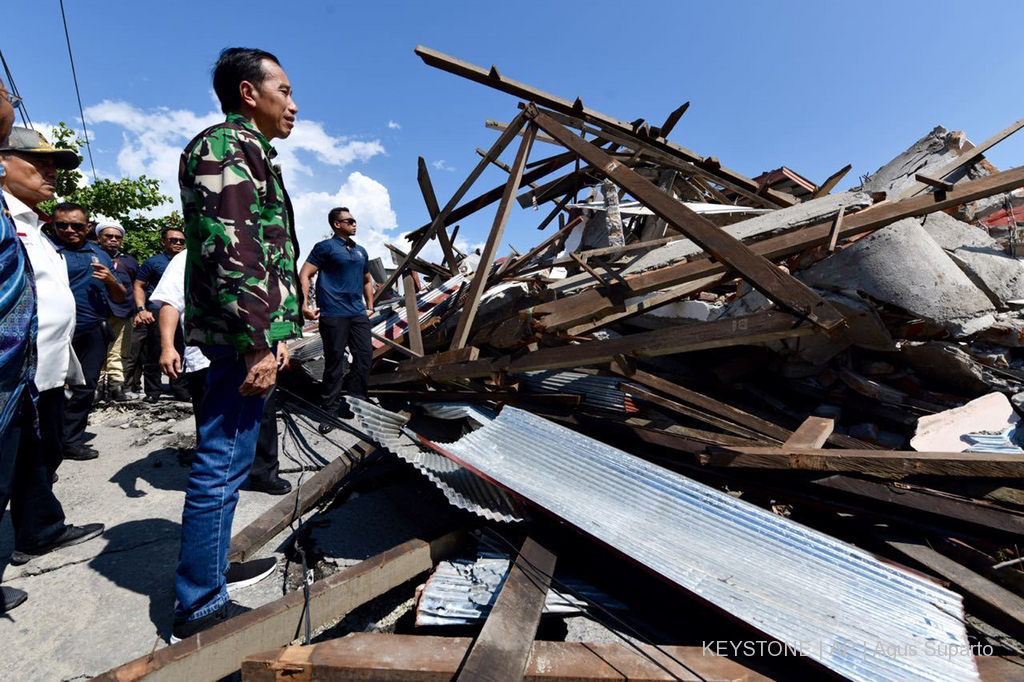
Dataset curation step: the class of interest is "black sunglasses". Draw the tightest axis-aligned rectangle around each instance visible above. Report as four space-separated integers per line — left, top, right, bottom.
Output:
54 221 88 231
337 218 357 226
166 237 186 245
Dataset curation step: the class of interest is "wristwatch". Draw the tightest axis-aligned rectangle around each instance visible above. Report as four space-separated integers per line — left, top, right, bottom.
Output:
136 306 145 313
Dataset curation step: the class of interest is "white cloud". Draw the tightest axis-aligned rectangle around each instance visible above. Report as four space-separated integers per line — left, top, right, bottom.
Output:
432 159 455 172
292 171 398 262
83 100 385 213
387 120 401 130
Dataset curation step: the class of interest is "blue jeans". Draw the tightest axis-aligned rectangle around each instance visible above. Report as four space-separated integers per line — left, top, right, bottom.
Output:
174 346 267 622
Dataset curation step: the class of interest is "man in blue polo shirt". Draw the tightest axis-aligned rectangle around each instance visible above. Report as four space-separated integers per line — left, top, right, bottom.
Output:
50 202 127 460
134 227 188 403
299 207 373 433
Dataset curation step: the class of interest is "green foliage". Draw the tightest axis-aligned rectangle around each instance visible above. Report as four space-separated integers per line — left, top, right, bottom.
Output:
39 122 180 261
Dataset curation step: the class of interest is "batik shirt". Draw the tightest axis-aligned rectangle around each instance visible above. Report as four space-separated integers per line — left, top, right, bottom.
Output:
178 113 302 352
0 166 38 437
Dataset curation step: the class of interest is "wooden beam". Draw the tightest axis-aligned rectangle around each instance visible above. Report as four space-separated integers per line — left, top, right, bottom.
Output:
886 538 1024 640
486 118 559 146
381 112 529 294
458 537 556 681
416 156 458 273
241 635 775 681
826 206 845 253
450 124 538 350
385 243 449 279
370 310 817 386
369 390 581 408
658 101 690 139
915 172 955 192
372 330 422 358
530 165 1024 333
527 106 846 333
96 532 466 682
784 417 835 449
398 346 480 371
413 46 796 208
476 146 539 189
809 163 852 200
620 384 772 443
704 446 1024 478
897 115 1024 199
494 215 582 281
228 444 372 563
570 252 612 289
403 274 424 356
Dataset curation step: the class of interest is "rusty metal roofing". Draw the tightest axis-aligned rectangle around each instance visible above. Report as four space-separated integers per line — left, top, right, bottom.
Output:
351 399 978 682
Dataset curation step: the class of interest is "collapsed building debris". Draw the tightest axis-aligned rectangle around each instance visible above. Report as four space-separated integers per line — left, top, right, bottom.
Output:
96 46 1024 681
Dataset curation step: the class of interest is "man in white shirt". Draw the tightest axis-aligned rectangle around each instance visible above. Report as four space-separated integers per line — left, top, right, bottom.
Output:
1 127 104 564
151 251 291 495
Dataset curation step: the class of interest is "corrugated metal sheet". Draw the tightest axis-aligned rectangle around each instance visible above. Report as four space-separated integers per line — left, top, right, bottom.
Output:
353 400 979 682
347 399 528 523
517 370 640 414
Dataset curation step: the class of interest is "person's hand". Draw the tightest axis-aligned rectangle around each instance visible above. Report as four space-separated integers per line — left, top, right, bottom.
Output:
134 310 155 326
365 308 374 318
91 262 116 284
160 346 182 379
276 342 290 371
240 347 277 396
302 305 319 321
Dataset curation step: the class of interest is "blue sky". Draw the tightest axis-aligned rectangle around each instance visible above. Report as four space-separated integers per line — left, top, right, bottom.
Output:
3 1 1023 263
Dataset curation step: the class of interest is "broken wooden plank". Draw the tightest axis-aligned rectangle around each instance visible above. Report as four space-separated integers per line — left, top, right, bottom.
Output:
826 206 845 253
492 214 583 282
705 446 1024 478
370 310 817 386
915 172 955 192
369 390 581 407
886 538 1024 641
381 112 529 294
476 146 538 189
241 634 774 681
458 537 555 682
528 106 846 333
784 417 835 449
403 274 424 356
398 346 480 371
620 384 771 443
530 165 1024 333
416 156 458 273
485 117 559 146
809 163 852 200
450 124 538 350
372 330 423 358
897 114 1024 199
658 101 689 139
414 46 795 208
228 443 373 563
96 532 466 682
570 252 612 289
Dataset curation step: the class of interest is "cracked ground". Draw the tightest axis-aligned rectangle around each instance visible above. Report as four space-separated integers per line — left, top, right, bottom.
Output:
0 398 362 681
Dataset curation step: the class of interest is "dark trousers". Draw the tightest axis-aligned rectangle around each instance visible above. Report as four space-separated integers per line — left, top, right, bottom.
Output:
124 322 143 391
9 390 67 553
65 323 108 447
320 315 372 413
187 369 280 486
144 320 189 399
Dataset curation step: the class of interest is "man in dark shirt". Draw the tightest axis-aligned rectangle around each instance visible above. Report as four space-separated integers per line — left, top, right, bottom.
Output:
96 221 139 402
298 207 373 433
134 227 188 402
50 202 127 460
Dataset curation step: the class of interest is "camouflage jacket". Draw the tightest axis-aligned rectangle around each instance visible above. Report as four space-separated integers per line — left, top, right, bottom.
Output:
179 113 302 352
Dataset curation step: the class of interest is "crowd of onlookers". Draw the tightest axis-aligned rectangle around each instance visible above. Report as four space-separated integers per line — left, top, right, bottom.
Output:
0 47 378 644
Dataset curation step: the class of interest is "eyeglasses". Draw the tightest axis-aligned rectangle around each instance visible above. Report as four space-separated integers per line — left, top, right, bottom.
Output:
337 218 357 226
54 221 88 231
166 237 186 245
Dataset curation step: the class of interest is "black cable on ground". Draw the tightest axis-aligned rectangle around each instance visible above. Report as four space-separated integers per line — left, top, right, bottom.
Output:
58 0 98 183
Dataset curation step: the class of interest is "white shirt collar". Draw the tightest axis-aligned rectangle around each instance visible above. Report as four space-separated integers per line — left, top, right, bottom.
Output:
2 190 41 227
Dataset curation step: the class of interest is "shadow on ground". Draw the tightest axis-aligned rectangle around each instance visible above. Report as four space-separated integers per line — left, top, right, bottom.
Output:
109 447 189 497
88 518 181 639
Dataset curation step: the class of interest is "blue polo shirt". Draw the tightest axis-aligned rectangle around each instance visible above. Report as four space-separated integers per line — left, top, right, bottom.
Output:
53 240 114 330
137 252 172 311
109 252 140 318
306 236 370 318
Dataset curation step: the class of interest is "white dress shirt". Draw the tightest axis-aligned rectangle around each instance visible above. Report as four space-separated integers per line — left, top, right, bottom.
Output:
149 250 210 373
6 190 83 391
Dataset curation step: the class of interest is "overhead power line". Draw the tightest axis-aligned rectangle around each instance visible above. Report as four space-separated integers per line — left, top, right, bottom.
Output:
0 49 32 130
59 0 98 183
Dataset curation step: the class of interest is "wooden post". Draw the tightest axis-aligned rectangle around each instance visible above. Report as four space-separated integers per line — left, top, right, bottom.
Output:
450 124 538 350
403 274 424 356
416 156 458 273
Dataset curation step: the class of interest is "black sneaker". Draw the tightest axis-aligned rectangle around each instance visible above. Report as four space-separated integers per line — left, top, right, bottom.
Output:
144 394 160 404
225 557 278 593
9 523 105 565
108 385 128 402
1 586 27 613
249 476 292 496
170 600 251 644
64 443 99 461
317 421 334 435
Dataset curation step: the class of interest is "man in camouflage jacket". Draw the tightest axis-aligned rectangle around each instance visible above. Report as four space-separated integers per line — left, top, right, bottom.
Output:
171 47 301 642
